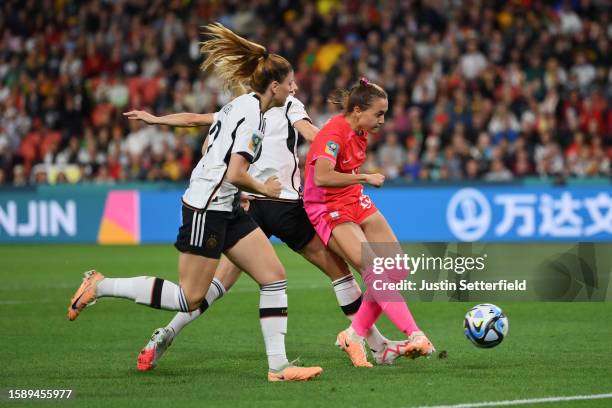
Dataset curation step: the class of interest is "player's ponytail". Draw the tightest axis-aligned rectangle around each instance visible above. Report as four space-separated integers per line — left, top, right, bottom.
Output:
200 23 292 95
328 77 387 113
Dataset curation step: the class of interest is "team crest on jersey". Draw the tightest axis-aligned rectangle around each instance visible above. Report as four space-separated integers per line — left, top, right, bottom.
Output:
325 141 339 158
222 104 233 115
249 131 263 155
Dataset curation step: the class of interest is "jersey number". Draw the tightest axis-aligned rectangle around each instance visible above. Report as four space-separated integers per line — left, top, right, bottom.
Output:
206 120 222 153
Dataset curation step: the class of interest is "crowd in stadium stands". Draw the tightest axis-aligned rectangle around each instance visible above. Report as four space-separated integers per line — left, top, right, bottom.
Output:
0 0 609 186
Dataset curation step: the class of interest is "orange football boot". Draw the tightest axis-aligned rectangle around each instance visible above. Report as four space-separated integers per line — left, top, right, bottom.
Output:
335 328 373 368
402 331 435 359
267 365 323 382
67 270 104 321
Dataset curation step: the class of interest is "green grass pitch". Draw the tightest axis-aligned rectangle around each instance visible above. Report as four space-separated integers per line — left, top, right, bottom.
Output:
1 244 612 408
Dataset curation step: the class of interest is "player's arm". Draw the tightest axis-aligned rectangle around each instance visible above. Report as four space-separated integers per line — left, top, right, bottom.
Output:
123 110 214 127
314 158 385 188
287 98 318 142
226 154 281 197
294 119 319 143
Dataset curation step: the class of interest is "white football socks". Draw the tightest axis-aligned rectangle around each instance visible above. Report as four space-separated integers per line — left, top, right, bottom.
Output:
96 277 189 312
259 280 289 371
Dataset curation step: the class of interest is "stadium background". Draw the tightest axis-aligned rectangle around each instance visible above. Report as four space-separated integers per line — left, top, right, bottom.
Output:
0 0 609 243
1 1 612 407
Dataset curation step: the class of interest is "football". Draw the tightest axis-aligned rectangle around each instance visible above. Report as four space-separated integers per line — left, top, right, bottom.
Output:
464 303 509 348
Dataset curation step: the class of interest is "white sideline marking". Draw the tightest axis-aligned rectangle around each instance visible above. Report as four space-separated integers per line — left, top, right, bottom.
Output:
414 393 612 408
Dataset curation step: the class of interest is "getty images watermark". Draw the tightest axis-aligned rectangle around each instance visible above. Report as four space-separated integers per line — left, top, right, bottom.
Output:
361 243 527 302
371 253 527 291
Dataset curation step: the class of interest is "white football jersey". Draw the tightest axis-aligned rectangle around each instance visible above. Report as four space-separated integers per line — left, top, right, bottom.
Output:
248 95 310 200
182 93 264 211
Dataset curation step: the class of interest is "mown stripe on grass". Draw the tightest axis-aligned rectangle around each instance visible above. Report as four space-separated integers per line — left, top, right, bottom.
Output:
414 392 612 408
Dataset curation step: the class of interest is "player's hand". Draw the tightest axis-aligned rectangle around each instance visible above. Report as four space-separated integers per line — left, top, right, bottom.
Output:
365 173 385 187
263 176 282 198
123 110 158 124
239 194 253 211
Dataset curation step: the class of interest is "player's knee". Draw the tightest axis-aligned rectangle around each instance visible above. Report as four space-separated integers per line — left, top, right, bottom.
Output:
270 270 286 283
329 261 352 281
215 259 241 288
299 244 322 264
182 289 205 312
346 255 363 272
303 247 350 281
186 297 204 312
301 237 331 262
266 265 286 283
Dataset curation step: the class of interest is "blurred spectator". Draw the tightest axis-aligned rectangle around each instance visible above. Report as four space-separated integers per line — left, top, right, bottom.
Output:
485 159 514 182
489 105 520 144
535 131 564 177
460 40 487 81
465 159 481 180
443 145 463 180
11 165 26 186
421 145 443 181
402 150 421 181
377 132 405 180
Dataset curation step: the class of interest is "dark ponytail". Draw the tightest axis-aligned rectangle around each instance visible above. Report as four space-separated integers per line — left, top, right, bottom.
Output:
328 77 387 113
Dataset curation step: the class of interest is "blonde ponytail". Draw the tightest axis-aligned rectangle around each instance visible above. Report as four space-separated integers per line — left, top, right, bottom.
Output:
200 23 292 94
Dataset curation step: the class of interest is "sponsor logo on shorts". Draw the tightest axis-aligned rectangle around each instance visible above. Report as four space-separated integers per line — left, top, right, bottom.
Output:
330 211 340 219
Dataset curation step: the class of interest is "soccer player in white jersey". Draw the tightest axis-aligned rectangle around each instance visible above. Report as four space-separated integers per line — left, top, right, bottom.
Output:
67 23 322 382
124 85 412 371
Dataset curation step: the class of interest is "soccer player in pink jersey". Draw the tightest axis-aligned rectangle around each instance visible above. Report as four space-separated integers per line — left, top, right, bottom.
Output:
303 78 435 367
